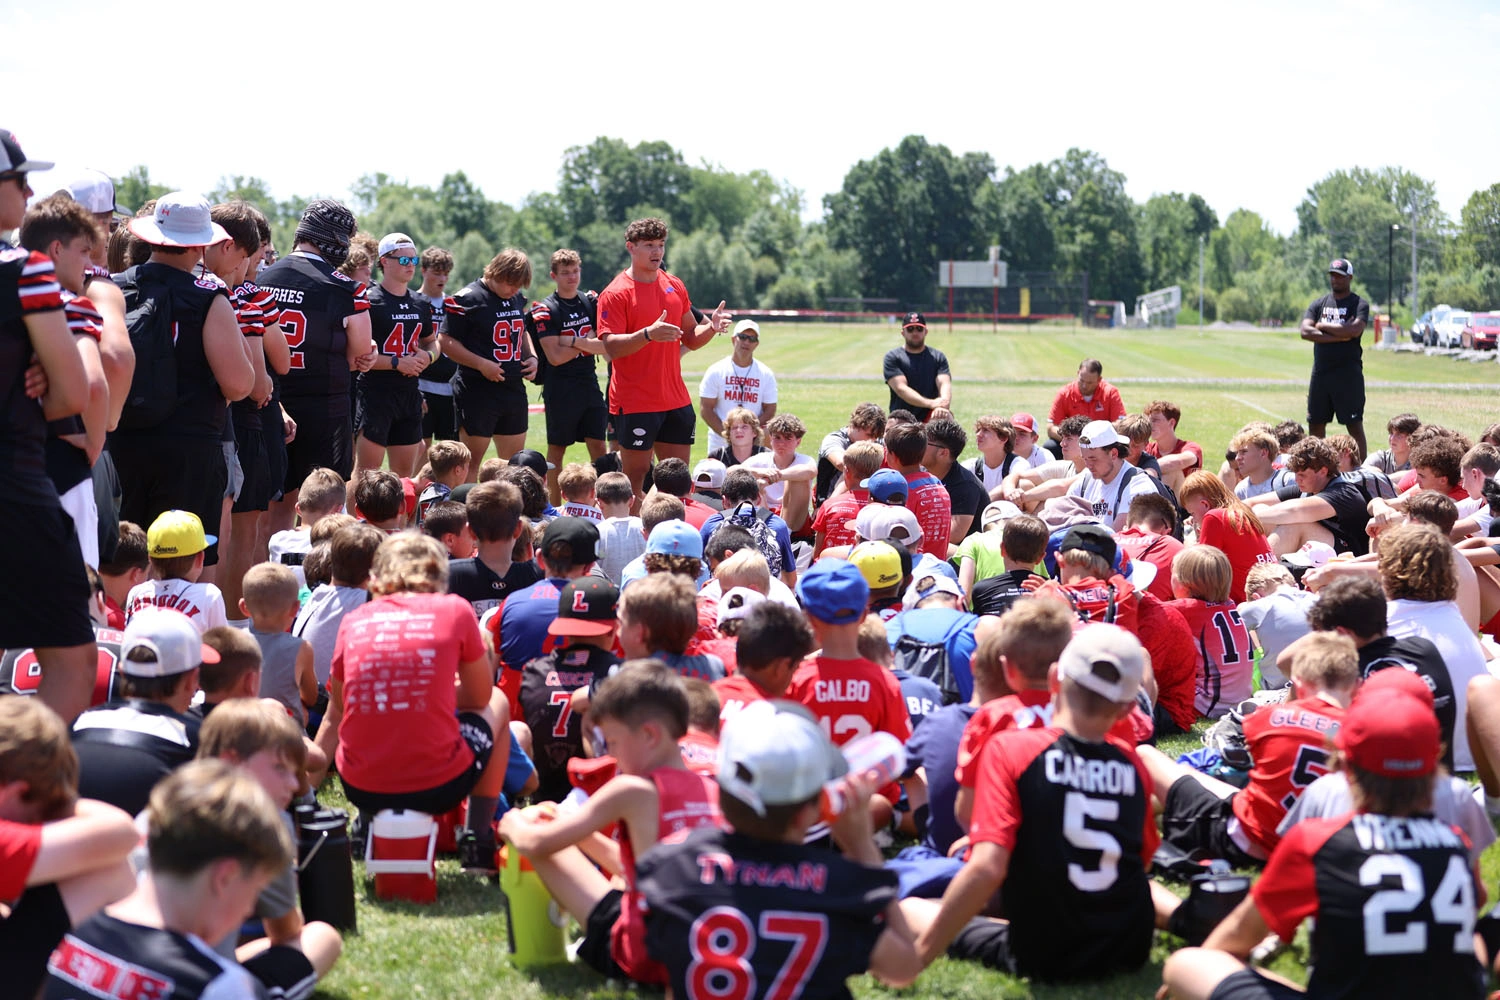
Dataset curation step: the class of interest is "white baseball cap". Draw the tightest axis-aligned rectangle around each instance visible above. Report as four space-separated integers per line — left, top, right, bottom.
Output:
1078 420 1124 450
716 586 766 626
717 700 847 816
377 232 417 258
693 458 727 489
732 319 760 337
901 572 964 610
120 608 220 678
980 500 1022 530
848 504 922 548
63 169 130 216
1058 624 1145 704
1284 540 1336 568
128 192 228 248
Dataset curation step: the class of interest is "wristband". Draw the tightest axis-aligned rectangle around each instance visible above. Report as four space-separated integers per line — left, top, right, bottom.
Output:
390 354 398 371
428 347 439 364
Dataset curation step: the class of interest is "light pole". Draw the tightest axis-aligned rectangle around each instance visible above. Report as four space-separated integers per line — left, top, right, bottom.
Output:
1198 234 1205 331
1389 223 1400 336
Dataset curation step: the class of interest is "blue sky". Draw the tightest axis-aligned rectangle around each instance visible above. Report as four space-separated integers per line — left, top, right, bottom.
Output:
4 0 1495 236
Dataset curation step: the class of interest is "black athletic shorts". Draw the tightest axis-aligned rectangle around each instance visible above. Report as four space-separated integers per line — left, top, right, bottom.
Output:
1209 968 1302 1000
1160 776 1260 868
616 403 696 451
944 916 1016 974
242 943 318 1000
262 402 289 504
577 888 629 980
0 882 70 999
109 433 227 567
281 398 354 491
543 382 608 447
1307 365 1364 425
454 380 528 438
421 391 457 441
232 421 273 514
341 711 494 817
358 388 423 448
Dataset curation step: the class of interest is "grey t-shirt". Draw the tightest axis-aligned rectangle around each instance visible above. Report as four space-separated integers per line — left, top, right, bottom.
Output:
293 584 368 685
1277 772 1494 865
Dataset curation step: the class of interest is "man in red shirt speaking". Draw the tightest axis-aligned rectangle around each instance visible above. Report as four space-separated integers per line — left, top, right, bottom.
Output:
597 217 730 500
1047 359 1125 455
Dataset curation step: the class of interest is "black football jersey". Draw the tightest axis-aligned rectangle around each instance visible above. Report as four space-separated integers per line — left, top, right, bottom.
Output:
968 726 1154 981
637 826 897 1000
0 627 123 704
47 914 269 999
1254 812 1484 999
413 289 457 384
444 280 529 394
360 284 431 400
530 291 600 387
519 644 621 802
0 249 64 503
254 251 368 403
1359 635 1458 772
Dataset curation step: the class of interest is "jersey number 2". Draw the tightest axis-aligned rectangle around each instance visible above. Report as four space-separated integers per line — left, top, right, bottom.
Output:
687 907 827 1000
281 309 307 370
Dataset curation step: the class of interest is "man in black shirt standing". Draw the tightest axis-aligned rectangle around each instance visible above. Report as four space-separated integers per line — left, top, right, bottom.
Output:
1300 258 1370 458
529 249 608 503
883 312 951 423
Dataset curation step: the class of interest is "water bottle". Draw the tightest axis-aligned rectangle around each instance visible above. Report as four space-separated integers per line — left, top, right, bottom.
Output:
820 731 907 821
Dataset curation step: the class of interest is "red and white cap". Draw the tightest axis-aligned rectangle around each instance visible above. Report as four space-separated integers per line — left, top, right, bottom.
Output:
1010 412 1038 436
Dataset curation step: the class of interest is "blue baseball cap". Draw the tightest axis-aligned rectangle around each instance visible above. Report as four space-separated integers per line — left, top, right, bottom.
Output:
859 469 908 504
646 519 703 558
796 559 870 625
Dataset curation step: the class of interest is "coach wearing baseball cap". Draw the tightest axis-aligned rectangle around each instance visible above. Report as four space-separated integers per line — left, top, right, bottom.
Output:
883 312 952 422
1300 257 1371 458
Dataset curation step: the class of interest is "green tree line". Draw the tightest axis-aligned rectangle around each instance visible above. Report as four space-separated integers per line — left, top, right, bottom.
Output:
115 137 1500 322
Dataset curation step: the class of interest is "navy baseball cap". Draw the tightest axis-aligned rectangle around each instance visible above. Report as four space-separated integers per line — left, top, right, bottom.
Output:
796 559 869 625
860 469 908 504
901 312 927 329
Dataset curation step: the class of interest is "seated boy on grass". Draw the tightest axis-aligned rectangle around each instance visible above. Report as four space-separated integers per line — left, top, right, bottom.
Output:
197 699 342 999
637 699 922 996
0 698 136 998
497 660 722 987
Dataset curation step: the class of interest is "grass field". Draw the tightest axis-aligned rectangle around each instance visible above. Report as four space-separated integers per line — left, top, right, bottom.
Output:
318 323 1500 999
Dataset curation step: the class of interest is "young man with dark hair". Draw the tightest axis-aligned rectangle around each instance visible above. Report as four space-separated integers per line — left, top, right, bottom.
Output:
1066 420 1156 530
651 456 716 529
883 311 951 422
1114 492 1182 602
1257 435 1372 556
530 248 609 501
353 233 435 480
696 468 798 586
596 217 730 500
351 469 404 530
441 248 539 474
1364 411 1420 475
968 511 1049 617
1144 400 1203 494
637 700 922 995
413 245 456 454
924 416 986 549
1408 436 1468 501
447 480 543 617
741 412 816 531
711 601 815 721
816 401 886 505
884 421 951 559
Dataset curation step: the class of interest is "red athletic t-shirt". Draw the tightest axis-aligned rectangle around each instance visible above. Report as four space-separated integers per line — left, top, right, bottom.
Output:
904 471 952 558
596 269 695 415
1145 438 1203 473
680 495 716 530
713 672 774 723
0 817 41 902
695 635 738 675
677 730 720 778
1231 697 1344 854
787 654 912 748
331 592 485 793
1113 527 1181 603
612 766 721 984
1048 381 1125 426
1137 593 1199 732
811 488 869 552
1196 509 1275 603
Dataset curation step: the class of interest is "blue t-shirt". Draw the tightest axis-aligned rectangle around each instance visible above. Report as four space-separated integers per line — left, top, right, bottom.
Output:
698 507 796 578
891 669 943 731
883 607 979 703
906 703 977 855
497 577 568 672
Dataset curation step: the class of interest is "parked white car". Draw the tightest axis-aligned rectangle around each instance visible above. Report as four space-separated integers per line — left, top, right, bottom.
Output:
1434 310 1472 348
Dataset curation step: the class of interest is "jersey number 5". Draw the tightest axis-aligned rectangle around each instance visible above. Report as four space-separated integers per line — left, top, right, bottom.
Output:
1062 791 1123 892
280 309 307 370
492 319 525 362
687 906 828 1000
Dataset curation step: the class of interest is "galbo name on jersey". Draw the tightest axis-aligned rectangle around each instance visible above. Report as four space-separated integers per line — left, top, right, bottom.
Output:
695 851 830 892
1044 748 1139 796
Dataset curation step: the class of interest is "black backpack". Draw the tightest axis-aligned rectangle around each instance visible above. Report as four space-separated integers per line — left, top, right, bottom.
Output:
112 266 180 430
892 615 970 705
726 501 783 577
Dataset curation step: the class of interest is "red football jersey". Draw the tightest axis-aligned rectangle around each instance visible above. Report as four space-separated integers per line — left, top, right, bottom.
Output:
788 655 911 747
1169 598 1254 719
811 488 869 552
1231 696 1344 854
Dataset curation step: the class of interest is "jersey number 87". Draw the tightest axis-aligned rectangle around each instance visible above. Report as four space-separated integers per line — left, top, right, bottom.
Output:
687 906 828 1000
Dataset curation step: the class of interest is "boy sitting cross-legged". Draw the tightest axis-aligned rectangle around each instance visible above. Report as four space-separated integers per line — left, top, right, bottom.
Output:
497 659 723 987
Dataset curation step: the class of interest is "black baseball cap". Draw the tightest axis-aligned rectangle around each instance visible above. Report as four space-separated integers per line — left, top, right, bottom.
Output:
902 312 927 329
0 129 52 176
509 449 555 478
541 516 599 565
549 577 619 636
1060 523 1117 566
1328 258 1354 277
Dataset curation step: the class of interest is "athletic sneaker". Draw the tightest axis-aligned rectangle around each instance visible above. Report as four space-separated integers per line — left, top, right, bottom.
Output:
457 828 498 878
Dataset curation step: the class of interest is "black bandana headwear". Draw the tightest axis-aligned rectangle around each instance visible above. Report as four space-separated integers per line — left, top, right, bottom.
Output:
294 199 357 266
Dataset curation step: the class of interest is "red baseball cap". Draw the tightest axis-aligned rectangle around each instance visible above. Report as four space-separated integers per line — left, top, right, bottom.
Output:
1338 689 1439 778
1010 413 1037 436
